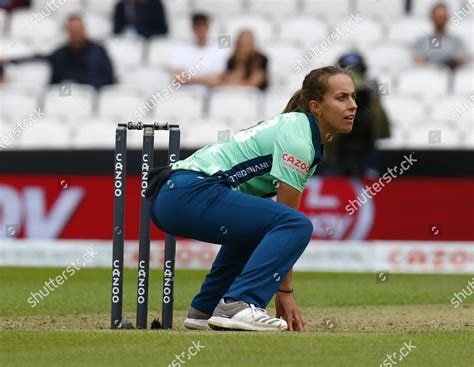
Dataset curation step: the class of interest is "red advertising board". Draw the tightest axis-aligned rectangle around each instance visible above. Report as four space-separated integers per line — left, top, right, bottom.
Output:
1 175 473 240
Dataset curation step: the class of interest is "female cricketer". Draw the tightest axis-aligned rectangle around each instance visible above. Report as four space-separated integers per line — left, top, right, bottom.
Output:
145 66 357 332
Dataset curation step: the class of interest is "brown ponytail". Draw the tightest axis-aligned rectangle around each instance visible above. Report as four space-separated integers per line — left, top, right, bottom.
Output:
282 66 353 114
282 89 303 113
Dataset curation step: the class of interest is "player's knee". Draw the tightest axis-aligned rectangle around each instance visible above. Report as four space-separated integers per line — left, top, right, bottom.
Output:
289 213 313 243
299 215 314 242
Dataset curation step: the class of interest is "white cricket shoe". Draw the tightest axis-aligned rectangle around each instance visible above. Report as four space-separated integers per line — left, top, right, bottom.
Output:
208 298 288 332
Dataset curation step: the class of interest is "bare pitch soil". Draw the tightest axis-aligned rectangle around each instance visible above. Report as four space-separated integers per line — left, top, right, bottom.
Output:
2 304 472 334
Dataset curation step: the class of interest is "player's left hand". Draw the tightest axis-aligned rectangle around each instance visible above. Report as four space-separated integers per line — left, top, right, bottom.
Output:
275 291 307 332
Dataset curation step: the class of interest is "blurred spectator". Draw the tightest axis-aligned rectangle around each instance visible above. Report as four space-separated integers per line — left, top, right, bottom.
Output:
323 52 391 177
414 2 467 70
219 30 268 91
48 15 115 89
113 0 168 39
171 13 228 88
6 15 115 89
0 0 30 12
0 64 5 83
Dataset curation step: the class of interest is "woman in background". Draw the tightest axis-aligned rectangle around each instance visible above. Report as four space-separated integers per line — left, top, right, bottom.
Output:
220 30 268 90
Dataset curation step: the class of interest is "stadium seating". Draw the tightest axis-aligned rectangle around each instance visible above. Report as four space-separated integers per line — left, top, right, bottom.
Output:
301 0 352 20
263 89 293 118
192 0 244 18
208 86 262 127
30 35 66 55
412 0 462 16
70 115 160 149
0 86 39 122
397 66 450 96
464 128 474 148
247 0 300 17
83 13 113 40
407 123 460 148
429 95 469 122
376 126 409 150
342 18 385 47
98 85 149 120
4 61 51 87
305 42 365 70
43 84 95 119
104 37 145 77
147 38 185 70
451 20 474 57
18 116 72 149
386 16 432 44
71 120 116 149
453 64 474 94
150 89 204 122
9 9 61 43
83 0 116 17
119 66 171 92
381 94 428 128
277 16 327 49
31 0 83 21
355 0 405 19
180 117 233 147
167 16 221 42
0 37 34 59
225 15 275 44
162 0 190 20
262 42 304 75
367 44 412 75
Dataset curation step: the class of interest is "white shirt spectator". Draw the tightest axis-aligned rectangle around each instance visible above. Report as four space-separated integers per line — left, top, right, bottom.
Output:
171 42 229 79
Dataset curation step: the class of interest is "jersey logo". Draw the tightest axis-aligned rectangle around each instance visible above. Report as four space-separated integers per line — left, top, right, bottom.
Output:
281 152 310 177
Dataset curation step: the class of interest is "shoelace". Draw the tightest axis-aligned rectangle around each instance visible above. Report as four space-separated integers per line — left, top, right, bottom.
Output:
249 304 267 316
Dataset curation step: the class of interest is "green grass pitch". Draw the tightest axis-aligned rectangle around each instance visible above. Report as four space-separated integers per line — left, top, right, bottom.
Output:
1 267 473 366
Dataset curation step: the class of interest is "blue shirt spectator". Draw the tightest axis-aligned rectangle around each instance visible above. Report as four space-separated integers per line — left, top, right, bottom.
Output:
48 15 114 89
3 14 115 89
49 41 115 90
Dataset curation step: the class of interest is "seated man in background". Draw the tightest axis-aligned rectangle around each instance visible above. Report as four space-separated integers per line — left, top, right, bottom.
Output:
219 30 268 91
113 0 168 39
171 13 228 89
3 14 115 90
49 14 115 89
413 2 467 70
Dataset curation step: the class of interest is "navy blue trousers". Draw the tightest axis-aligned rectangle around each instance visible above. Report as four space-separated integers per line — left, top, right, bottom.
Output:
150 170 313 315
